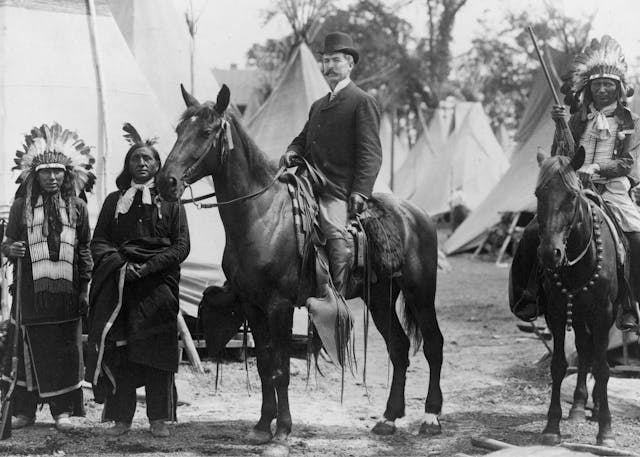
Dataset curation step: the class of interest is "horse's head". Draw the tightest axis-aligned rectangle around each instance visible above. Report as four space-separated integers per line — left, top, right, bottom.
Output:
534 147 585 269
157 84 231 201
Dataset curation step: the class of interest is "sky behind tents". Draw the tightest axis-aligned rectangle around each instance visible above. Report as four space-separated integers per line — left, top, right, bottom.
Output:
172 0 640 78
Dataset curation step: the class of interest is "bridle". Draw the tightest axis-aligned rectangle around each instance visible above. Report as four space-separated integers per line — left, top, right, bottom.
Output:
536 183 591 269
177 113 285 209
539 187 603 331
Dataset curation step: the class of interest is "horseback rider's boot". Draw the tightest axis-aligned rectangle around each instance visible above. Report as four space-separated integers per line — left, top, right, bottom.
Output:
325 236 353 296
509 220 544 322
620 232 640 332
306 235 354 365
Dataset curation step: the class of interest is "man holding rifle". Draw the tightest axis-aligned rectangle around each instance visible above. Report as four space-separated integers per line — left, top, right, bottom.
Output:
511 35 640 332
0 123 94 432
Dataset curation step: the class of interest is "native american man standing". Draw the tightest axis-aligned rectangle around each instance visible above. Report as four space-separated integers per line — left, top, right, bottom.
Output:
1 124 94 431
86 124 189 438
511 35 640 332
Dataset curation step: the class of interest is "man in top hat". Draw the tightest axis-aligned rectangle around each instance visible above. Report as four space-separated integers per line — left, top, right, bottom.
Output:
281 31 382 302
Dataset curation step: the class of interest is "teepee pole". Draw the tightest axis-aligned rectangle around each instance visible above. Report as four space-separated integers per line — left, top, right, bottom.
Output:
87 0 110 203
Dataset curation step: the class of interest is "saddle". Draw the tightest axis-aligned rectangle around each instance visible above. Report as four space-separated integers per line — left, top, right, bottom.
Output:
582 190 634 327
279 156 402 368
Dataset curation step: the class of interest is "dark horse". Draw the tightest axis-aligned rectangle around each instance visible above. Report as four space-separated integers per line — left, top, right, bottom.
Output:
157 85 444 454
534 147 618 446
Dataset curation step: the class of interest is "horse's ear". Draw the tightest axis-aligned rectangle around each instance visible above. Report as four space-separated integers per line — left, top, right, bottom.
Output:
214 84 230 114
536 147 549 167
570 146 586 171
180 84 200 108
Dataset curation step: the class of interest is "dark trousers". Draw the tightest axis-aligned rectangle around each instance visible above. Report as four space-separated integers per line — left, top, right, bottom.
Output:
14 386 83 419
102 358 176 424
626 232 640 302
509 221 540 313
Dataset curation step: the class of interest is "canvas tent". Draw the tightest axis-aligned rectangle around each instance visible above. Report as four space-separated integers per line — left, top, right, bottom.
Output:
108 0 220 122
378 113 410 189
245 42 330 161
0 0 226 318
393 102 507 217
392 129 440 205
444 46 570 254
0 0 175 209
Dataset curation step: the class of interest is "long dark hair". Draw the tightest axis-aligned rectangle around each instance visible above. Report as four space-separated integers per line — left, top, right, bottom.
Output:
115 145 162 191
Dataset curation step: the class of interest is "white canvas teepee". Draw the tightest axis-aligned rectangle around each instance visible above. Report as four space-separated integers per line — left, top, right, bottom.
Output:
378 113 409 189
393 129 440 203
393 102 506 217
444 47 570 254
108 0 221 122
0 0 173 211
245 42 330 160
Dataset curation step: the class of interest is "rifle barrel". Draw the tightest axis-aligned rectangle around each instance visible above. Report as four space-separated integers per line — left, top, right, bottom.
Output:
528 26 561 105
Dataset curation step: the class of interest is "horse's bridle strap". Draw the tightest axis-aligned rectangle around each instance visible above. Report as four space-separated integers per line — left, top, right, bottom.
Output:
565 197 593 266
187 166 287 209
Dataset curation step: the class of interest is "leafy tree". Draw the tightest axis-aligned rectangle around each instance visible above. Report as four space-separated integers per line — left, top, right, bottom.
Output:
417 0 468 105
455 3 595 131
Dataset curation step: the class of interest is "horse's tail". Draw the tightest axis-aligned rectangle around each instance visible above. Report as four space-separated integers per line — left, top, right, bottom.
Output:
396 292 424 355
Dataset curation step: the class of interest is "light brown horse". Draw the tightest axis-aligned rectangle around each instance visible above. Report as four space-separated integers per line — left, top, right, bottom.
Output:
157 85 443 455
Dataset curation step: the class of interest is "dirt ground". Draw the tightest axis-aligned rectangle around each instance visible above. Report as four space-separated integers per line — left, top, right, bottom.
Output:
1 253 639 456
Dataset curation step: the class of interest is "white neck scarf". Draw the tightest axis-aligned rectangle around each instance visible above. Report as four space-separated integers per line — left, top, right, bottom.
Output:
115 178 155 218
587 102 617 140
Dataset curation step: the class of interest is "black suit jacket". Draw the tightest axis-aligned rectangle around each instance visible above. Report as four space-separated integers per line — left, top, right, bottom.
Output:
287 81 382 200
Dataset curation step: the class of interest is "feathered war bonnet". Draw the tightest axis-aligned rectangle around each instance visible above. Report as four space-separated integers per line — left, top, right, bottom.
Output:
13 123 95 228
13 123 96 198
561 35 634 110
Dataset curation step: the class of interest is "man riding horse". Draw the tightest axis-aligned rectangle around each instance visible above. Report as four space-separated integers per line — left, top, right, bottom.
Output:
511 35 640 332
280 32 382 310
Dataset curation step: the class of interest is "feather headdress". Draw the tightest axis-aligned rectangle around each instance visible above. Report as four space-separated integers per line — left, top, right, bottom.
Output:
13 123 96 196
122 122 157 149
565 35 632 99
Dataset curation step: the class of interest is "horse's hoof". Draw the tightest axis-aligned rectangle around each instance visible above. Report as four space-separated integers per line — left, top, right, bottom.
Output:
262 442 290 457
372 420 396 435
247 428 273 445
541 433 561 445
418 421 442 436
568 407 586 422
597 436 615 447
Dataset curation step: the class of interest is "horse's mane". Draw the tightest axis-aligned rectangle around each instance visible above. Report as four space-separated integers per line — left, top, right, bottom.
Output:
179 102 278 176
536 155 581 193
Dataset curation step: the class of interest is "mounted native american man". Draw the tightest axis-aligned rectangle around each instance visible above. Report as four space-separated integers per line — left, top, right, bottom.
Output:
1 123 95 432
510 35 640 332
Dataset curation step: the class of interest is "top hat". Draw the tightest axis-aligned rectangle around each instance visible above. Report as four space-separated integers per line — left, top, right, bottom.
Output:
321 32 359 64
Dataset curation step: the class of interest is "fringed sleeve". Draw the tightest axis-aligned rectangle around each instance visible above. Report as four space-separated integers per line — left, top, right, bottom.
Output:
75 198 92 282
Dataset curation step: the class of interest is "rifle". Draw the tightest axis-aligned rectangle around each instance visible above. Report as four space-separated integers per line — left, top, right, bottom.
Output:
528 26 575 156
0 257 22 439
